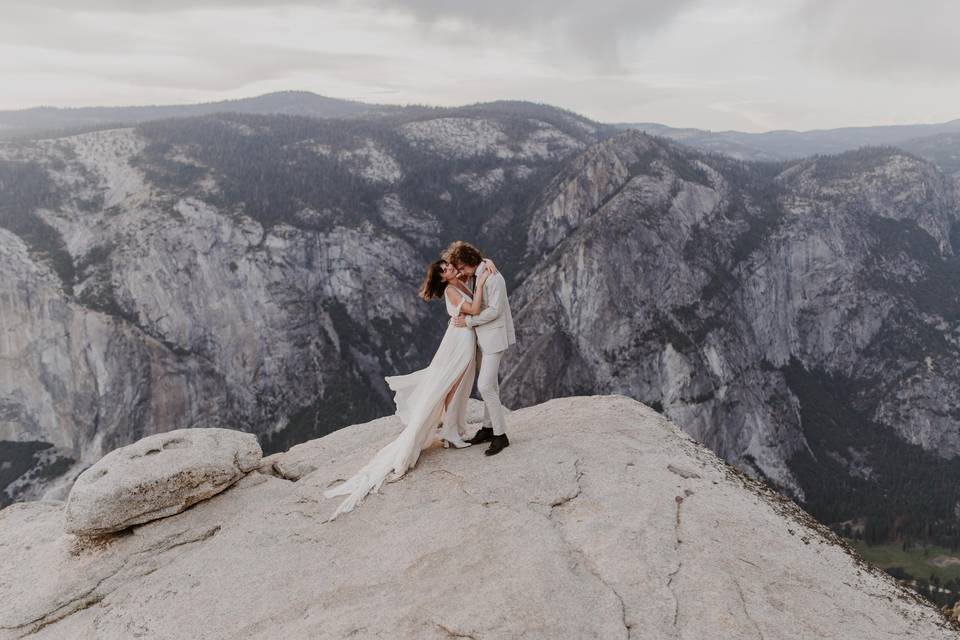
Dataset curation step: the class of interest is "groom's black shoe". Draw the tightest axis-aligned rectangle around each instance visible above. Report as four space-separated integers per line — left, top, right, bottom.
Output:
466 426 494 445
485 434 509 456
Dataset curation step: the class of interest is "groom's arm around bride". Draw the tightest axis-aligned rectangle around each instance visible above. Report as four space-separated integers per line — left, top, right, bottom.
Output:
456 268 509 341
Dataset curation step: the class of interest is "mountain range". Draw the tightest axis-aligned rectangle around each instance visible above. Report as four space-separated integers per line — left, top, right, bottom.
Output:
618 119 960 171
0 92 433 141
3 92 960 550
7 90 960 175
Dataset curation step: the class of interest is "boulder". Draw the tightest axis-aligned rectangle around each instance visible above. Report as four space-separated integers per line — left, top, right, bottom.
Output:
0 397 954 639
64 428 261 536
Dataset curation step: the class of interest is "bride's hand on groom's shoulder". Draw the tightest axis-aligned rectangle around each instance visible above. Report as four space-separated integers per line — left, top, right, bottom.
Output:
483 258 498 276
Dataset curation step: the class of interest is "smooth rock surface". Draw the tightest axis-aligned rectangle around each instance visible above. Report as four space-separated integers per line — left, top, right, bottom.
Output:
0 396 953 639
64 428 261 536
262 398 496 481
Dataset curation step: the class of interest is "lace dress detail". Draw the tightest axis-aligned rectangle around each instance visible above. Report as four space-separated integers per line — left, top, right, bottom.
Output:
323 285 476 519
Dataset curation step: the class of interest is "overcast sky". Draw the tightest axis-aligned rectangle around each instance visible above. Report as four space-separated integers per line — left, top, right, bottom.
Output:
1 0 958 132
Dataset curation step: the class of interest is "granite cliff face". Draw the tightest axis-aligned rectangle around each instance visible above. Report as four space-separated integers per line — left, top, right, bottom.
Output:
0 396 955 639
505 131 960 525
509 132 806 491
0 106 599 505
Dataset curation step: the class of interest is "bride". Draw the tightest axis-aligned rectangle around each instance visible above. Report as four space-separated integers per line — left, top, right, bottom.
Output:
323 257 496 519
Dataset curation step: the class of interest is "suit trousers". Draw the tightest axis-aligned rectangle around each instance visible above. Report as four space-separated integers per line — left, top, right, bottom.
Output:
477 349 507 436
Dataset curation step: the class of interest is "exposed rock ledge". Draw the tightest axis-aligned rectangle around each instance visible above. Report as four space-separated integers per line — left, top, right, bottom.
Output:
0 396 955 639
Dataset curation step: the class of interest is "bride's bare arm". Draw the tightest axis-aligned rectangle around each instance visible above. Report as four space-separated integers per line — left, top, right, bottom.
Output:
457 258 497 316
457 272 491 316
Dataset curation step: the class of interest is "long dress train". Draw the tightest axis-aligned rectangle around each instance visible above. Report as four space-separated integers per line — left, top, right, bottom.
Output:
323 287 476 519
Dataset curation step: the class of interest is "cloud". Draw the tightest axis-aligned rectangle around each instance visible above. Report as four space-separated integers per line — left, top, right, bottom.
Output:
18 0 697 71
794 0 960 80
26 0 305 10
27 0 694 27
353 0 699 71
0 7 146 54
0 47 391 94
0 6 397 94
358 0 688 30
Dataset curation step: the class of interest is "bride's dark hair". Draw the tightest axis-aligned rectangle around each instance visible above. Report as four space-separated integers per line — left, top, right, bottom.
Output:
419 259 448 301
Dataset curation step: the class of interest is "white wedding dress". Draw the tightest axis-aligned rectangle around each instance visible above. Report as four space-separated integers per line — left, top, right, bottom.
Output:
324 285 477 519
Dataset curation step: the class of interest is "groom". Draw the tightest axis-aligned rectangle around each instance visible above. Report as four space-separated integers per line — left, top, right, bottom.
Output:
445 241 516 456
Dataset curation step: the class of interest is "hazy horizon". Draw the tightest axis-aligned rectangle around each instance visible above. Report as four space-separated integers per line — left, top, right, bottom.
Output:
2 0 959 133
3 88 960 136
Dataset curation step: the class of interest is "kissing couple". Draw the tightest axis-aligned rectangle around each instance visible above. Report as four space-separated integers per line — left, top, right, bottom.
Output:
324 240 517 519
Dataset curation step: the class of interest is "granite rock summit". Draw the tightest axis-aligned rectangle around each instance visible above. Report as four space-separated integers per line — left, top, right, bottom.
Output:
0 396 953 639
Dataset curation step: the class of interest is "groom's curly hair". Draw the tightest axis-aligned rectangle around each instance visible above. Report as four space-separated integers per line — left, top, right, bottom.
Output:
444 241 483 267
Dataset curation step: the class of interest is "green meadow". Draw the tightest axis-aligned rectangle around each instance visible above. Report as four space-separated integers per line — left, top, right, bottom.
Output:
846 540 960 582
